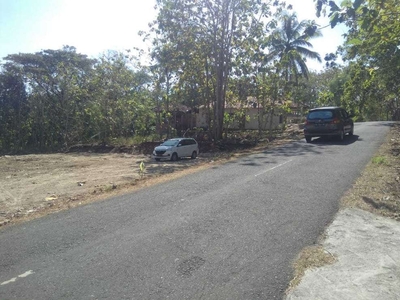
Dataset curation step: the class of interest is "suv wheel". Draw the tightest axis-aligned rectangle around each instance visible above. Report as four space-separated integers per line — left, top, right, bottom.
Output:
338 129 345 141
191 151 197 159
305 136 312 143
349 125 354 136
171 153 178 161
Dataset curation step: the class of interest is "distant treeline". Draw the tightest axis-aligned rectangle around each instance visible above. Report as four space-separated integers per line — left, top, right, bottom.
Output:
0 47 157 153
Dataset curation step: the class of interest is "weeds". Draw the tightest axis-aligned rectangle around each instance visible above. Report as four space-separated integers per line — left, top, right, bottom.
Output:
372 156 387 165
139 161 146 178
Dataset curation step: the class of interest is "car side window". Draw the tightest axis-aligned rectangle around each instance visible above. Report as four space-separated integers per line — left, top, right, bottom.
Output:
341 109 348 118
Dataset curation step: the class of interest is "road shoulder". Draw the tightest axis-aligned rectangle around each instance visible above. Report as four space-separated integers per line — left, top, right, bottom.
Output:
286 123 400 299
286 208 400 300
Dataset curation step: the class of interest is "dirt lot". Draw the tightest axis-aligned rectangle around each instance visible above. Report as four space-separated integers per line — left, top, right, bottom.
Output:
0 150 225 226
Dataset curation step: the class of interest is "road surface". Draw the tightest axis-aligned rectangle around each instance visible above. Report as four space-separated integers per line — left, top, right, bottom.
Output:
0 122 391 299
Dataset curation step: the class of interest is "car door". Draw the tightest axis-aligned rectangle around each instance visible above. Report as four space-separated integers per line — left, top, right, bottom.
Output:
187 139 197 156
179 139 190 157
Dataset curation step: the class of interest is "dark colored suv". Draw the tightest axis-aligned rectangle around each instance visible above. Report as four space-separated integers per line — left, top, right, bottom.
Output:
304 107 354 143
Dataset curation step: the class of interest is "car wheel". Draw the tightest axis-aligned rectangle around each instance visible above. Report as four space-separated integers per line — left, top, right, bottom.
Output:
191 151 197 159
155 158 160 162
349 125 354 136
305 136 312 143
338 129 345 141
171 153 178 161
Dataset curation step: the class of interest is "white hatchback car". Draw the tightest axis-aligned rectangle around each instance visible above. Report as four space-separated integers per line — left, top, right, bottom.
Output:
153 138 199 161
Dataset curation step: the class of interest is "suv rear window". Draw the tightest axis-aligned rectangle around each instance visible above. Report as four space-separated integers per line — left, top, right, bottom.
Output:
307 110 333 120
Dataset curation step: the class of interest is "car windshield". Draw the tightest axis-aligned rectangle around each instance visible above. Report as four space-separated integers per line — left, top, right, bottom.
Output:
161 140 179 146
308 110 333 120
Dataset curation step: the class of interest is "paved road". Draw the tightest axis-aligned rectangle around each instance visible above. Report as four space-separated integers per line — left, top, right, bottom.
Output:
0 122 391 300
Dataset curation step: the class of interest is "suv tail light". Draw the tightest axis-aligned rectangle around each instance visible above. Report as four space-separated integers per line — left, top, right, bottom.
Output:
331 118 340 124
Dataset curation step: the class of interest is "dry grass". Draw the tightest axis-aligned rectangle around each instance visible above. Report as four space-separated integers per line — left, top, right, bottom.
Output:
340 123 400 220
287 245 336 291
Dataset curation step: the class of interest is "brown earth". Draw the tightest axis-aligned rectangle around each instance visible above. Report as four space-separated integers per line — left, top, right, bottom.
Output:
0 151 224 227
0 126 303 227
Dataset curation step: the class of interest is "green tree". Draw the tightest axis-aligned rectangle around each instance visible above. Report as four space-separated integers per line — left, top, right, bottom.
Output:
0 64 29 153
4 46 95 150
251 10 322 135
149 0 276 140
315 0 400 120
90 51 155 142
342 62 390 121
314 67 349 107
266 11 322 83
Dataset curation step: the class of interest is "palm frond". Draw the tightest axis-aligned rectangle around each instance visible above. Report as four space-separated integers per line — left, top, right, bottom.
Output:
267 10 323 80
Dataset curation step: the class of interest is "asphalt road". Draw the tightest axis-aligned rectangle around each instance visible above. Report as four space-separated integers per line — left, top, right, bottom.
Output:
0 122 391 300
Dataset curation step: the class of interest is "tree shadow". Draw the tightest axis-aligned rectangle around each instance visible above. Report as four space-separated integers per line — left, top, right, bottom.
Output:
224 140 325 167
222 133 362 168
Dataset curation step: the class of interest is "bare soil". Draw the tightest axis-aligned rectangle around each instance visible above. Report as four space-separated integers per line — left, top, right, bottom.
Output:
0 152 222 227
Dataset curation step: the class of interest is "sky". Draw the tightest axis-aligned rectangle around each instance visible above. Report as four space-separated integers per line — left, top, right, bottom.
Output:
0 0 347 71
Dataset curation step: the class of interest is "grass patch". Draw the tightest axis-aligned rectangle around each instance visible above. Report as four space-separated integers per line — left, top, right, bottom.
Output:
371 155 387 165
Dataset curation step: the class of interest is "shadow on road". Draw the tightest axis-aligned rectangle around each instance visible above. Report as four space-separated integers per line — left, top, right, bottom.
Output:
308 134 360 146
224 134 361 168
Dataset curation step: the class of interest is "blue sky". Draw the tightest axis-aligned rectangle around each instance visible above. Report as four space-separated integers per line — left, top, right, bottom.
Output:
0 0 346 71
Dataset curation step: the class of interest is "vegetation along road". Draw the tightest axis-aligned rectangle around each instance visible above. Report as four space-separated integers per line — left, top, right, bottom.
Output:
0 122 391 299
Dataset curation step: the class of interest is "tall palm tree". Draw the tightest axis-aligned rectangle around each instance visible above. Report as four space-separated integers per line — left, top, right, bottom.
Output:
267 12 322 82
